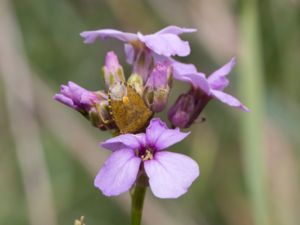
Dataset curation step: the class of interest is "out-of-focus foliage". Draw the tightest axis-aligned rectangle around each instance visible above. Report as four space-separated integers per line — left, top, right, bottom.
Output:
0 0 299 225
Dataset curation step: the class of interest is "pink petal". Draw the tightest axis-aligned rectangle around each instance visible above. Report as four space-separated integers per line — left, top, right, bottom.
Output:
207 57 236 91
101 134 145 151
144 151 199 198
138 33 191 57
146 118 190 150
156 26 197 35
80 29 137 44
211 90 250 112
94 149 141 196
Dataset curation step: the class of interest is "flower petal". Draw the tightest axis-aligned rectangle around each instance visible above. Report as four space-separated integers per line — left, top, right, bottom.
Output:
172 60 198 82
53 81 97 110
144 151 199 198
80 29 137 44
101 133 145 151
53 94 75 108
124 44 135 64
211 90 250 112
94 149 141 196
146 118 189 150
138 33 191 57
207 57 236 91
156 26 197 35
183 72 211 95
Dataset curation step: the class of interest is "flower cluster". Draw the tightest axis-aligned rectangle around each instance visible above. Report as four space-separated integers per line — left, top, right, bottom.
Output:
54 26 248 199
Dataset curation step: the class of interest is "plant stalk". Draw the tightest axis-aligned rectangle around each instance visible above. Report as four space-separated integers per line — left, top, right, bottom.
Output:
131 173 147 225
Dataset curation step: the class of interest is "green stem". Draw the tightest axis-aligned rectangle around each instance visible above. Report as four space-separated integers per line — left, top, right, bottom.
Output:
131 174 147 225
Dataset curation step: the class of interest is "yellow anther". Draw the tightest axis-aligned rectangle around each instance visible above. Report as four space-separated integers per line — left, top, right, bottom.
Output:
141 149 153 161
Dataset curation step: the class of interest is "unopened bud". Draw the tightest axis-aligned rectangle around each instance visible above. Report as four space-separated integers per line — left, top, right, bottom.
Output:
143 63 172 112
53 83 116 130
127 73 144 96
168 88 211 128
108 83 127 100
53 81 98 114
102 51 125 88
89 91 115 130
132 50 153 82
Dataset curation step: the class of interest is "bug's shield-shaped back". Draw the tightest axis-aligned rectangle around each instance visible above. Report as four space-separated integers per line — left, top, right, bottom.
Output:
109 84 153 134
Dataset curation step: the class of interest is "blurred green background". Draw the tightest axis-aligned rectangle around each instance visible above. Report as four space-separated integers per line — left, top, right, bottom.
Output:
0 0 299 225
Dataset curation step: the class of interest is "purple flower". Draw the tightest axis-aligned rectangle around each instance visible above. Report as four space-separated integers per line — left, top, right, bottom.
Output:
80 26 196 57
53 81 98 111
81 26 196 82
169 58 249 128
54 82 115 130
174 57 249 111
95 118 199 198
143 62 172 112
102 51 125 88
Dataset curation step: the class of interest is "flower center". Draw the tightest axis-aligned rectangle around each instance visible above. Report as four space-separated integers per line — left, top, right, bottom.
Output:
140 149 153 161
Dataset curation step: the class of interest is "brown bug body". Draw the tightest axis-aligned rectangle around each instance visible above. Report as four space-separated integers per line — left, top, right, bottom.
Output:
108 85 153 134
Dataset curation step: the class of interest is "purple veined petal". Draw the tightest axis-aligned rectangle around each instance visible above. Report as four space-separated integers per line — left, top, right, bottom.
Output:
144 151 199 198
80 29 138 44
171 60 198 82
207 57 236 91
53 94 75 108
146 118 190 150
156 26 197 35
124 44 135 64
211 90 250 112
183 73 211 95
94 148 141 196
101 133 145 151
138 32 191 57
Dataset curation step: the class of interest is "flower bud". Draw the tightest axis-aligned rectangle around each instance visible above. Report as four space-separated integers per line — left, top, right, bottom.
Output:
108 82 127 100
54 82 115 130
53 81 97 113
102 51 125 88
168 88 211 128
131 48 153 82
89 91 116 130
127 73 144 96
143 63 172 112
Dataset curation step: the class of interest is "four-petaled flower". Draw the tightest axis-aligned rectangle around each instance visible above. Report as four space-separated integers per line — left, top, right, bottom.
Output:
95 118 200 198
80 26 196 82
80 25 196 58
184 57 249 111
169 58 249 128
